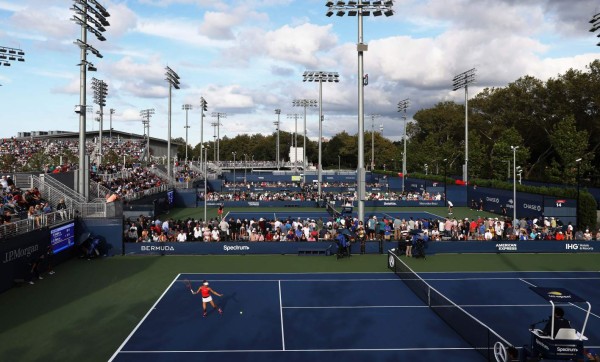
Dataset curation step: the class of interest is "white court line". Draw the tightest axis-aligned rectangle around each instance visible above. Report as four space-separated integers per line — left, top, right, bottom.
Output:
283 305 430 309
119 347 480 354
180 278 402 282
279 280 286 351
424 277 600 281
282 304 550 309
108 274 181 362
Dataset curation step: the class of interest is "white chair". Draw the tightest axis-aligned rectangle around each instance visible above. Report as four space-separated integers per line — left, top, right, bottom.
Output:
555 328 578 340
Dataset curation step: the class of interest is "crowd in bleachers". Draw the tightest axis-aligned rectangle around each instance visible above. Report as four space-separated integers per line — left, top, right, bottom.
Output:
203 187 442 202
0 176 58 226
125 212 596 244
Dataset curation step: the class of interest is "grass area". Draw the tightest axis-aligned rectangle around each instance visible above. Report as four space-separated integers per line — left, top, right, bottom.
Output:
0 253 598 361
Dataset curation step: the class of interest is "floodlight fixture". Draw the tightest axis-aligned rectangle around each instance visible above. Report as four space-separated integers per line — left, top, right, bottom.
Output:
182 104 193 163
324 0 395 223
590 12 600 46
293 98 318 182
199 97 208 168
211 112 227 163
452 68 476 185
165 65 181 179
397 98 410 192
71 0 111 198
0 46 26 67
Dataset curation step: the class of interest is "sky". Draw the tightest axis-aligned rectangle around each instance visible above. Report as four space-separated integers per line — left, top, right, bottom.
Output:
1 0 600 147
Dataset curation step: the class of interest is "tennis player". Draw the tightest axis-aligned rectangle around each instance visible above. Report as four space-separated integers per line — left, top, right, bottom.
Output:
193 280 223 317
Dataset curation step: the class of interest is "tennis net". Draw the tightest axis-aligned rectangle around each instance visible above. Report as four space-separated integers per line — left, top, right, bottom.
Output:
326 203 341 219
387 250 514 361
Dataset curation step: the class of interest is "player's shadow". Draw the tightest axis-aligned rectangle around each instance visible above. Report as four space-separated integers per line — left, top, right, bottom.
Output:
219 291 238 311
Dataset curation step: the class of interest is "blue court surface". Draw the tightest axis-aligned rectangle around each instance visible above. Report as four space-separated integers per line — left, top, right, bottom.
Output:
223 210 445 222
109 271 600 362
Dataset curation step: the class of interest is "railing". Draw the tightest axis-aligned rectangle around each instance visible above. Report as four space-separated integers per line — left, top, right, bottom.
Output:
41 175 87 202
0 209 74 240
148 166 174 184
12 173 32 189
32 175 107 218
122 184 170 201
89 180 113 200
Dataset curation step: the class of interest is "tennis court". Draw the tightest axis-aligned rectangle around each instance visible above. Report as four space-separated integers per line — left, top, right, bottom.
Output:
108 268 600 362
223 210 445 222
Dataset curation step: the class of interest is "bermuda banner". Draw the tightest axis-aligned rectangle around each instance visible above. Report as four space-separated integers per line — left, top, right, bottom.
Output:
124 240 598 256
125 241 337 255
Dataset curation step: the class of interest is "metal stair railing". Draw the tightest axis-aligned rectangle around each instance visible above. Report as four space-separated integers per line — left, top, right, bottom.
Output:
40 174 87 203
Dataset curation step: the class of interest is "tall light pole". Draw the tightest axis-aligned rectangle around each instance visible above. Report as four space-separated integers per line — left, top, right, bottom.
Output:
199 97 208 170
210 121 218 161
140 109 154 163
109 108 115 140
243 154 248 183
165 66 180 180
326 0 394 224
71 0 110 198
292 99 317 182
203 145 208 222
511 146 519 222
211 112 226 163
287 113 301 173
397 98 409 192
182 104 192 163
443 158 448 207
91 77 107 166
303 70 339 196
576 158 582 230
369 114 380 170
232 152 237 191
338 154 341 171
274 109 281 170
452 68 476 185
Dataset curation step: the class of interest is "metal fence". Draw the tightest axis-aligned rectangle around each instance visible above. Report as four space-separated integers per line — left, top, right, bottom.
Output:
0 209 74 240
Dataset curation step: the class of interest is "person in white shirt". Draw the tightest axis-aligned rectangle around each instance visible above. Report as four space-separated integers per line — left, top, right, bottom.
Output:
176 230 187 242
193 225 202 241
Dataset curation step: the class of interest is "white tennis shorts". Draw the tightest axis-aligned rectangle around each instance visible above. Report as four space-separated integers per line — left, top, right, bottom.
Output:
202 296 213 303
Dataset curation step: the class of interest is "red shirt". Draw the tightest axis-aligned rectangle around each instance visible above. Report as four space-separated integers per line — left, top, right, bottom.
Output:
200 286 210 298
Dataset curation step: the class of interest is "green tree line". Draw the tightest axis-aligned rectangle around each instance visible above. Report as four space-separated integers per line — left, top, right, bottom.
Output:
181 60 600 187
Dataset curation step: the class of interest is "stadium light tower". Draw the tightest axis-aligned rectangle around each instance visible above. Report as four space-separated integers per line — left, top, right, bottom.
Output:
397 98 409 192
140 109 154 163
274 109 281 170
292 98 317 182
511 146 519 222
576 157 582 230
211 112 226 163
0 46 26 86
165 66 180 180
71 0 110 198
91 77 107 165
182 104 192 163
452 68 476 185
210 121 218 161
109 108 115 139
303 70 339 196
369 114 380 171
287 113 302 173
199 97 208 170
326 0 394 224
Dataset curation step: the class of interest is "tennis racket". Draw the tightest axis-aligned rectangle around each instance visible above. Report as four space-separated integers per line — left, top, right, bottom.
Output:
184 279 194 294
